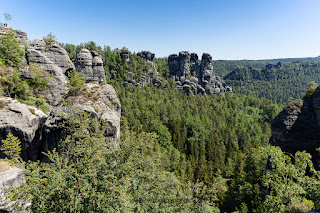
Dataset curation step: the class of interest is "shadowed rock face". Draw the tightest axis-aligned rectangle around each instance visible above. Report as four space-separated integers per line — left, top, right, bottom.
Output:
0 97 47 161
270 87 320 167
75 49 106 84
137 51 155 62
120 50 131 62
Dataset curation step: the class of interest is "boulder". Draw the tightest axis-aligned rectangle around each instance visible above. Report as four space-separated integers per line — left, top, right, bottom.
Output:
21 37 75 105
190 53 198 63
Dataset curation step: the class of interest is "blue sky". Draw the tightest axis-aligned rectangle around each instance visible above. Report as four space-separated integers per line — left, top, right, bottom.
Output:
1 0 320 60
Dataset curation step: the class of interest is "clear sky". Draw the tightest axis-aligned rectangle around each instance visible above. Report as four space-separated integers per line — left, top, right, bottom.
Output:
1 0 320 60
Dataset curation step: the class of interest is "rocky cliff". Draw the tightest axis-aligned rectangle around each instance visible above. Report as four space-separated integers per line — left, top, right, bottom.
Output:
168 51 232 95
0 28 121 162
270 87 320 167
0 166 30 212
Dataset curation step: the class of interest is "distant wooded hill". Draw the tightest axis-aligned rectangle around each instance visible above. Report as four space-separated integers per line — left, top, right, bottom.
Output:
214 57 320 104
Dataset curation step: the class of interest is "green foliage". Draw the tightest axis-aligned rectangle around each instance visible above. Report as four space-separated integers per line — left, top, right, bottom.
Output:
0 65 50 111
221 61 320 104
42 32 57 45
303 81 318 99
1 133 21 159
65 69 86 97
8 111 224 212
115 82 281 187
259 145 318 212
0 30 24 67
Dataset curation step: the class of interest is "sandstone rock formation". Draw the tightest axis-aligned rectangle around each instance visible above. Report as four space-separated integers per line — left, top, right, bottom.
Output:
43 83 121 152
168 51 232 95
270 88 320 167
74 49 106 84
137 51 155 62
0 166 30 212
122 50 161 88
0 29 121 162
23 38 74 105
0 97 47 161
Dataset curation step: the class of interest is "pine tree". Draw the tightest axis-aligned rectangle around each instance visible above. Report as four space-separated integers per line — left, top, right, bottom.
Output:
1 133 22 159
0 30 24 67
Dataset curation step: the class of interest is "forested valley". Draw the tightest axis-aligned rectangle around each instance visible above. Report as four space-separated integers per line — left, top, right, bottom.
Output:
1 30 320 212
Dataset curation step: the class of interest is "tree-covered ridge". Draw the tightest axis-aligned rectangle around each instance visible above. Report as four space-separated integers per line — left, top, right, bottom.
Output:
220 61 320 104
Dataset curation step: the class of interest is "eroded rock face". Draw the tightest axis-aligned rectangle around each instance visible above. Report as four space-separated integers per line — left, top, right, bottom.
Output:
0 97 47 161
0 167 30 212
74 49 106 84
43 83 121 153
0 29 121 162
270 88 320 167
168 52 231 96
24 38 74 105
137 51 155 62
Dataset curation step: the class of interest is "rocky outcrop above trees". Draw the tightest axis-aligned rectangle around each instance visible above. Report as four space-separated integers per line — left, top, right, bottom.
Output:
74 49 106 84
0 29 121 162
122 50 161 88
120 50 232 95
43 83 121 153
168 51 232 95
22 38 74 105
270 87 320 167
137 51 155 62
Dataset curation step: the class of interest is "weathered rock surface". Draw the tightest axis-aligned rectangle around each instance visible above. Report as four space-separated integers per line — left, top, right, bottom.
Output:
43 83 121 151
0 167 30 213
24 38 74 105
0 83 121 161
168 51 231 95
270 88 320 167
137 51 155 62
0 97 47 161
122 50 161 88
74 49 106 84
0 29 121 162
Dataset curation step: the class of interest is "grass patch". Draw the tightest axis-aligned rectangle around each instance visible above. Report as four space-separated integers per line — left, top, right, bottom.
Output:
0 159 11 172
